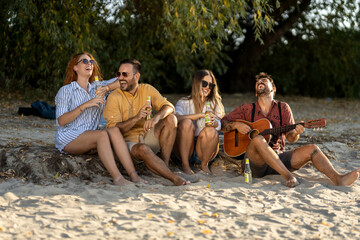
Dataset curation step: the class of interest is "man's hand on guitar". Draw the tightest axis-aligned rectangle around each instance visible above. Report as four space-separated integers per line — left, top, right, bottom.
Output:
286 121 304 143
294 122 305 135
234 122 252 135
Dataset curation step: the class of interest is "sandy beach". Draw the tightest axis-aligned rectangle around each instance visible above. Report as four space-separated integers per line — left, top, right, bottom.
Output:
0 94 359 239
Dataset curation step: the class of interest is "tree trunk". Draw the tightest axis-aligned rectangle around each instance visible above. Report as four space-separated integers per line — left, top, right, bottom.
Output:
222 0 311 93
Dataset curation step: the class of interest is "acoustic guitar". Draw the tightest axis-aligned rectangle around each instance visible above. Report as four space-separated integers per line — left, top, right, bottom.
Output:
223 118 326 157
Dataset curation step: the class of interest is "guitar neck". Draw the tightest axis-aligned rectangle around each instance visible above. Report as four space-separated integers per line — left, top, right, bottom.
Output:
259 122 304 136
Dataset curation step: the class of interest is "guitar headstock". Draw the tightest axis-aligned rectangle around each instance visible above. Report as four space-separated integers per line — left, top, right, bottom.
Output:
304 118 326 128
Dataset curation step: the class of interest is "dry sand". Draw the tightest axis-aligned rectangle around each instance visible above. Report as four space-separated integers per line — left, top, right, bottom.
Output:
0 94 359 239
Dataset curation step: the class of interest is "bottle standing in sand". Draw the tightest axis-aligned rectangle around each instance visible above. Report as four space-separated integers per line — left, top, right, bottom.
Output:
205 102 212 127
244 158 252 184
146 96 152 120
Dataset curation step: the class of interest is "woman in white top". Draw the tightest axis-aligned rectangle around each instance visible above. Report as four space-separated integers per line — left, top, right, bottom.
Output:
55 52 146 185
174 70 225 174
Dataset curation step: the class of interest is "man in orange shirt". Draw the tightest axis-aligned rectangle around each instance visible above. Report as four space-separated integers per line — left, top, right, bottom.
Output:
104 59 190 186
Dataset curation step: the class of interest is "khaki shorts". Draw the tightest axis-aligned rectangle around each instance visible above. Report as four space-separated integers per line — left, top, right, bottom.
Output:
126 127 161 155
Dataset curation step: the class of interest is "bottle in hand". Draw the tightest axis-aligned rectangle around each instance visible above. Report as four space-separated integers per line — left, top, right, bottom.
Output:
146 96 152 120
94 76 101 94
205 102 212 127
244 158 252 184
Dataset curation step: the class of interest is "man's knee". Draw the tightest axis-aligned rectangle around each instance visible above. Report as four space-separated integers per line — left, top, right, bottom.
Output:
163 114 177 128
251 135 267 146
307 144 321 159
132 143 153 159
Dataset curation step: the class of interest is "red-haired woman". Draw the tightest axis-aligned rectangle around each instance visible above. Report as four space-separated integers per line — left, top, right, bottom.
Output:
55 52 146 185
174 70 225 174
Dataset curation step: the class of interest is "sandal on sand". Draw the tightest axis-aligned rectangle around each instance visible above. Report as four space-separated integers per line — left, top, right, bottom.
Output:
285 177 300 188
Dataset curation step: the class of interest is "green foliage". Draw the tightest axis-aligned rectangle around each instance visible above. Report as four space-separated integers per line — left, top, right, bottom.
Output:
257 28 360 98
1 0 108 99
1 0 359 99
95 0 276 92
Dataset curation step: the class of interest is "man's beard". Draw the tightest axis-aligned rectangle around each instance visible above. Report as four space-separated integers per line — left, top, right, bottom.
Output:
256 86 270 96
121 77 136 92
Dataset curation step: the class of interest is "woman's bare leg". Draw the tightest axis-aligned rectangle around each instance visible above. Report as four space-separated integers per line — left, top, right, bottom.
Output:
196 127 219 174
63 130 132 185
106 127 147 183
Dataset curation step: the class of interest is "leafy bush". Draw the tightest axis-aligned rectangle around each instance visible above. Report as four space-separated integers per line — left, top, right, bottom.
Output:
257 28 360 98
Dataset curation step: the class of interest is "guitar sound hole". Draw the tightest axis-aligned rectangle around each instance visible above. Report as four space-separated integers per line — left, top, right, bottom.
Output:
249 129 259 139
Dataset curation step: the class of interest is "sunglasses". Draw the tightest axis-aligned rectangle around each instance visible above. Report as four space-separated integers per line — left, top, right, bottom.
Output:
201 80 216 90
116 71 135 78
77 58 96 65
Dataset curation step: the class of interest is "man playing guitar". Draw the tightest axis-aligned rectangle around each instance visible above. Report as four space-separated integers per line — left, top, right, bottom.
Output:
221 72 360 187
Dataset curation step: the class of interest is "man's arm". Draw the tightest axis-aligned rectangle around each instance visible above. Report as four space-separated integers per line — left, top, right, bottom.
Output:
286 124 304 143
281 102 303 143
115 105 148 133
143 105 174 131
221 119 251 134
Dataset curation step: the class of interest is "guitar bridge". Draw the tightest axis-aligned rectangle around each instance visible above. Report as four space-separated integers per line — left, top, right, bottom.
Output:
235 130 238 147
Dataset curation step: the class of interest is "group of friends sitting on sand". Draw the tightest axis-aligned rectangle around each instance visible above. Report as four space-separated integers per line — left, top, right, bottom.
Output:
55 52 360 187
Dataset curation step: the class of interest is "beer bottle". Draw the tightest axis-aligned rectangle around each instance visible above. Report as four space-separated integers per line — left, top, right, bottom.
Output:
146 96 152 120
205 102 212 127
94 76 101 95
94 76 103 107
244 158 252 184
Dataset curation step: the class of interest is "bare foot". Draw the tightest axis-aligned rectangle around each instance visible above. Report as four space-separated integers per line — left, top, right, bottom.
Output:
337 168 360 186
113 177 133 186
182 165 194 175
173 175 191 186
201 164 211 175
285 177 299 188
129 172 148 184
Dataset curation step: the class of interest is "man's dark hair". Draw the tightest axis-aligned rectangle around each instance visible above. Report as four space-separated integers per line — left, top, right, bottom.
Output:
255 72 275 87
255 72 276 97
120 59 142 74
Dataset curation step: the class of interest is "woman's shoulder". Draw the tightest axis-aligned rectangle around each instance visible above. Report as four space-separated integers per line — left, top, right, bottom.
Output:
176 96 192 104
56 83 74 96
178 96 192 102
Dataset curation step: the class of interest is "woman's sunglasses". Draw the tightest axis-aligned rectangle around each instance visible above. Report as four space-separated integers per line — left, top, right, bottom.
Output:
202 80 216 90
77 59 96 65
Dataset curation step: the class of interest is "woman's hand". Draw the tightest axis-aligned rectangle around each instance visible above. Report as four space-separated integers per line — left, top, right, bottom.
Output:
197 113 206 120
84 96 105 109
95 86 109 98
57 96 104 127
209 112 218 127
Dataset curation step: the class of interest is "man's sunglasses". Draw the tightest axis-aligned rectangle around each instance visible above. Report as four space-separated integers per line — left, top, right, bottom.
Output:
116 71 135 78
77 59 96 65
201 80 216 90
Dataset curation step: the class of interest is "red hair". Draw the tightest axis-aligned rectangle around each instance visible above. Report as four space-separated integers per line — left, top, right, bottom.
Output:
63 52 102 86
